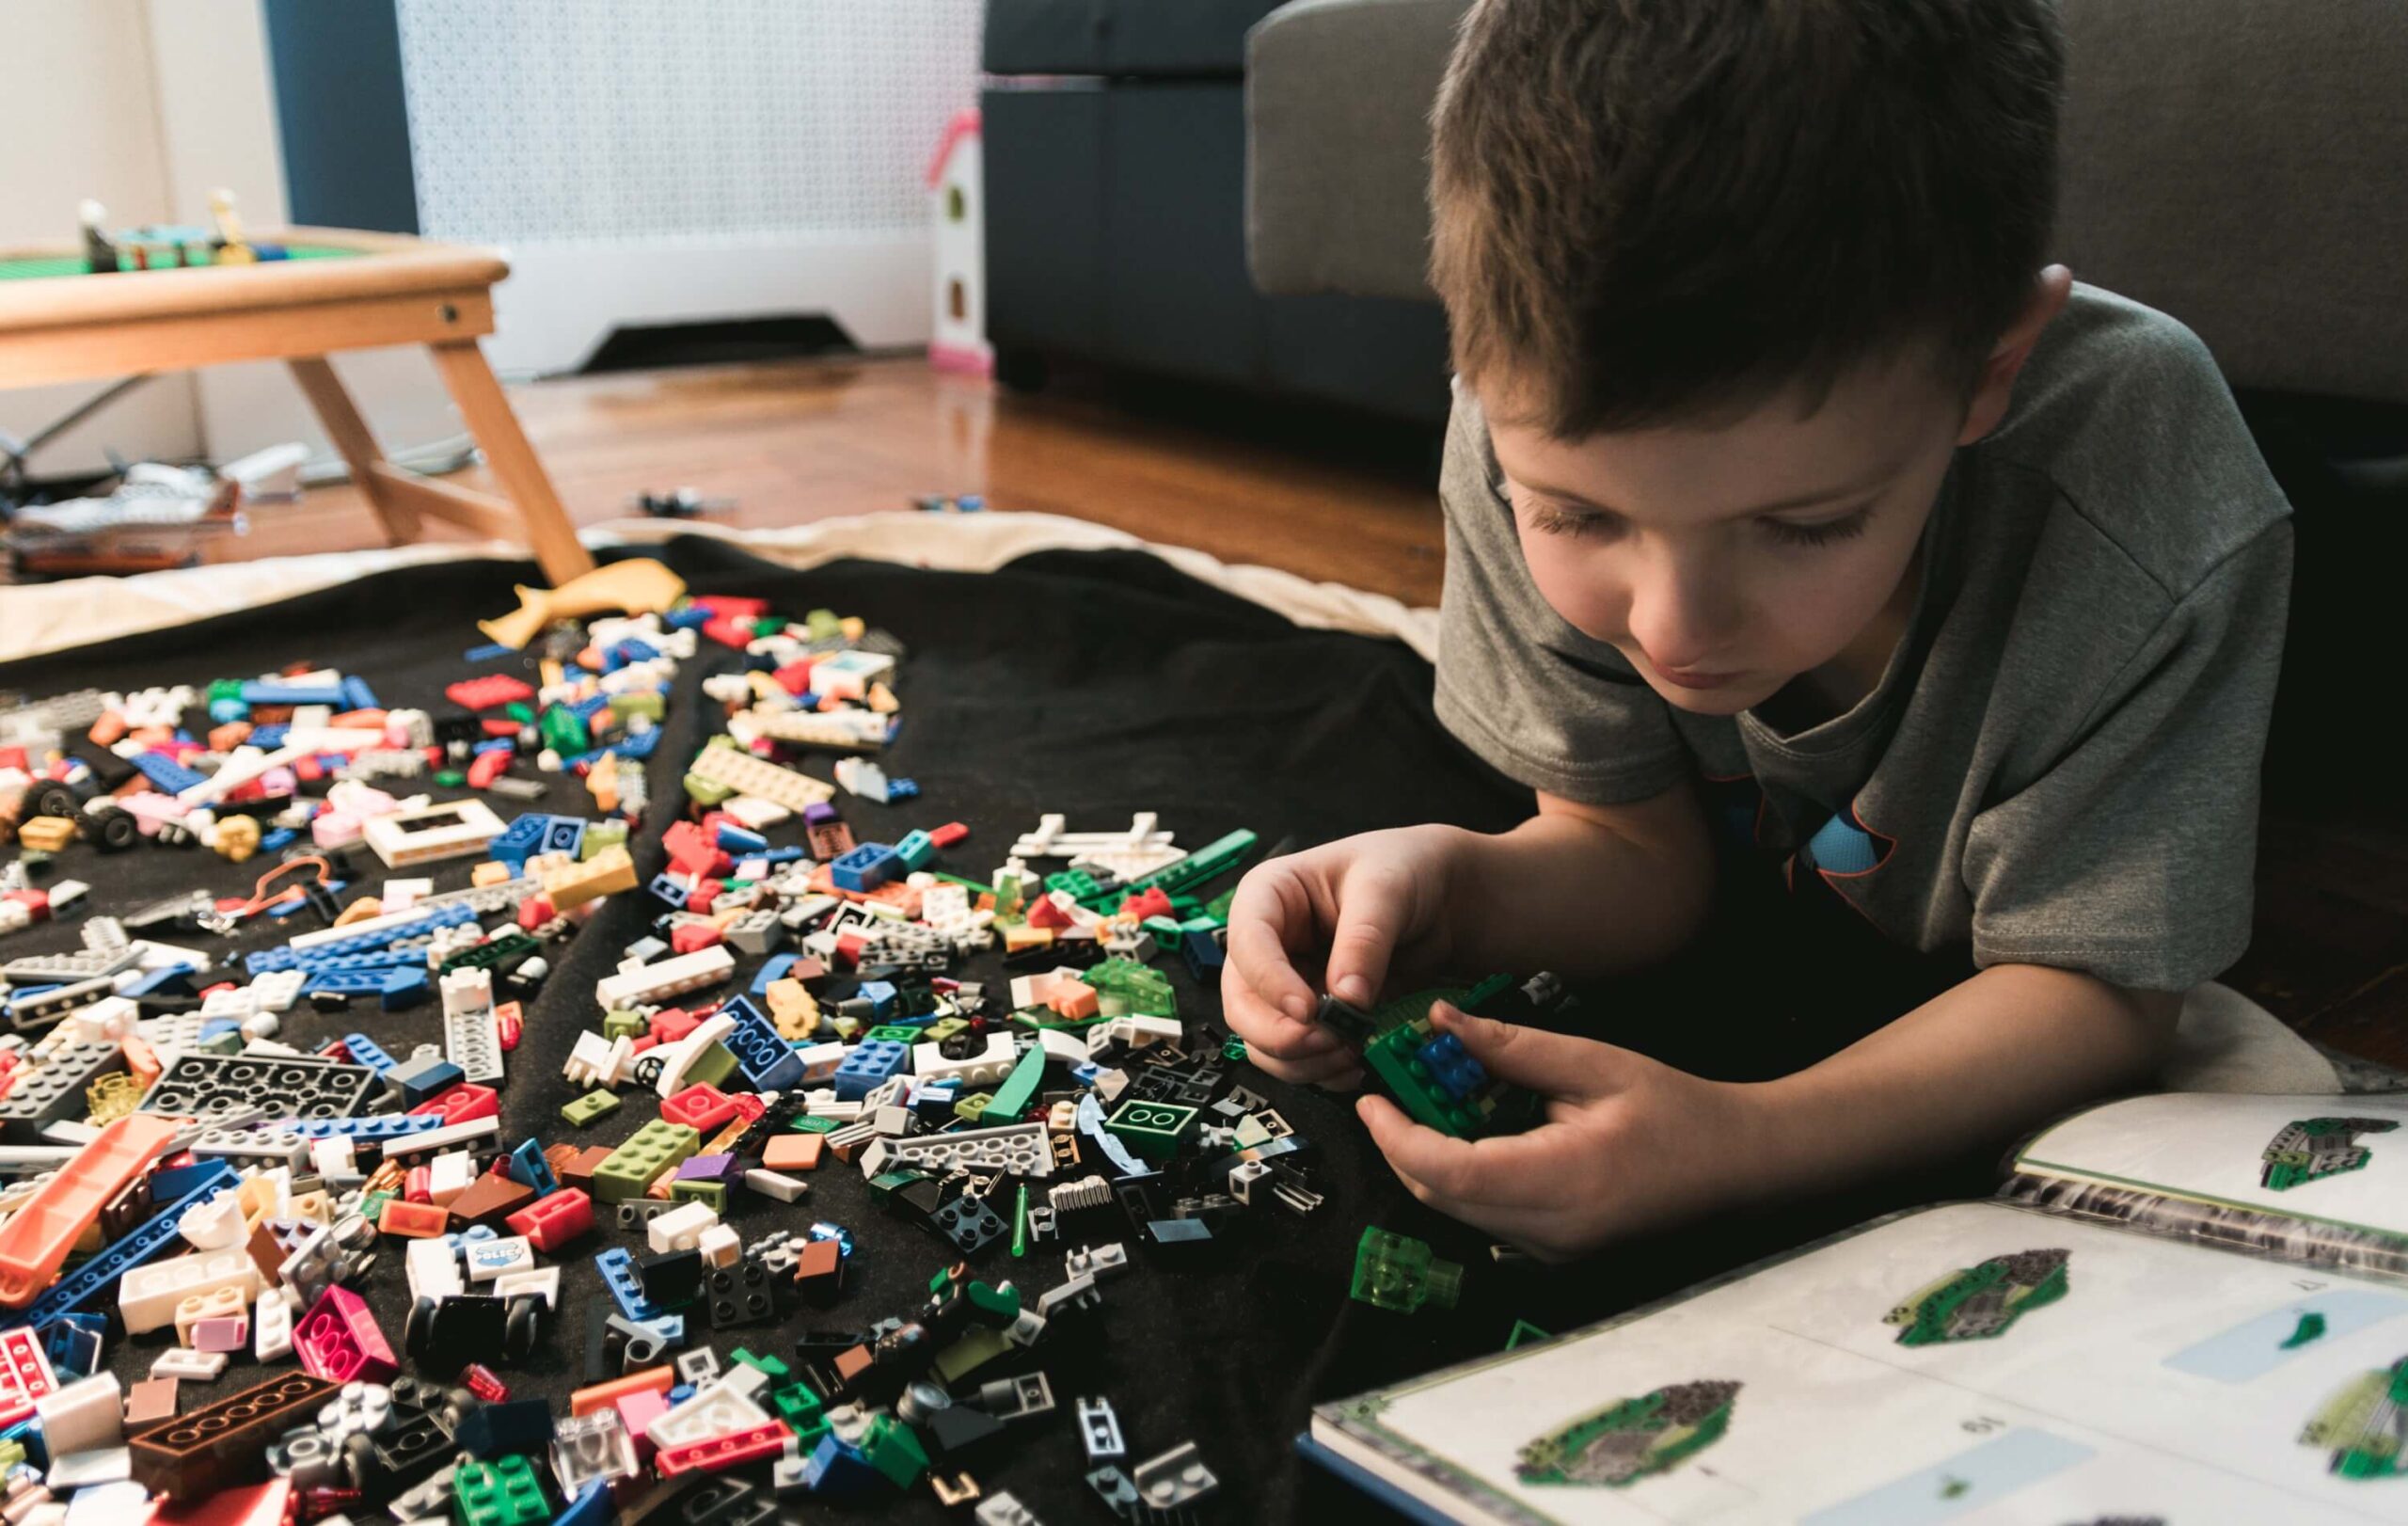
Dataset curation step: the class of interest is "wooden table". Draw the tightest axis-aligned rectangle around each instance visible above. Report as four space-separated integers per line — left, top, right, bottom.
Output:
0 227 594 584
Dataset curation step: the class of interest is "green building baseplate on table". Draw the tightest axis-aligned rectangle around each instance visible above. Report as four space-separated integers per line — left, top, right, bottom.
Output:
1515 1378 1741 1486
1349 1226 1463 1313
1883 1248 2069 1346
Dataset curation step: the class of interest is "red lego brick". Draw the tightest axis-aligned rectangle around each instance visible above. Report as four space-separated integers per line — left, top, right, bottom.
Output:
505 1188 594 1254
659 1084 738 1133
669 923 723 956
410 1083 499 1124
0 1326 58 1425
443 676 535 711
495 1000 523 1051
649 1009 701 1045
467 751 511 789
656 1420 791 1476
460 1363 509 1403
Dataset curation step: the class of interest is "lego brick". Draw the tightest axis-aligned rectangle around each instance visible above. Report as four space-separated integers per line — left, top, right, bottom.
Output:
363 798 507 868
717 995 807 1091
860 1121 1052 1180
24 1162 237 1327
594 946 736 1012
136 1052 376 1122
129 1372 335 1499
0 1113 180 1307
0 1040 128 1141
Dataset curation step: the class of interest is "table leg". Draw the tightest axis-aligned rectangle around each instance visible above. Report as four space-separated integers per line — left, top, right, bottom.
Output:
428 337 594 585
287 357 421 546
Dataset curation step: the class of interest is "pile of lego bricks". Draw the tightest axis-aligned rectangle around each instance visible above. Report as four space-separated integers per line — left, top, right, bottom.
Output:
0 540 1699 1525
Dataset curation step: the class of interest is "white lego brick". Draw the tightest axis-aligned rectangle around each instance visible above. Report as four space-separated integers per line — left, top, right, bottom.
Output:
491 1265 561 1309
651 1014 737 1098
862 1121 1052 1180
149 1348 228 1381
463 1236 534 1283
381 1116 501 1159
176 1192 246 1252
563 1032 633 1089
426 1152 477 1206
594 945 735 1012
249 969 306 1013
647 1201 720 1255
405 1237 465 1303
742 1169 806 1205
696 1222 743 1269
34 1374 121 1455
309 1136 358 1181
911 1030 1018 1087
119 1249 261 1335
647 1379 771 1453
255 1289 294 1362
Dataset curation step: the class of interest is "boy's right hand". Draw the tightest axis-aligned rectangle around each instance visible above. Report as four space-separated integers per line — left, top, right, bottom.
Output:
1220 825 1467 1087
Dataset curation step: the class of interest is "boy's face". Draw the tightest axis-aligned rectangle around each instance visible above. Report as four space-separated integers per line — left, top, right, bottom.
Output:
1484 353 1974 718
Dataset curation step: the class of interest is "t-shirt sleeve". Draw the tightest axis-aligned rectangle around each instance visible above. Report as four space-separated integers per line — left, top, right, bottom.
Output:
1429 389 1690 804
1962 519 2293 990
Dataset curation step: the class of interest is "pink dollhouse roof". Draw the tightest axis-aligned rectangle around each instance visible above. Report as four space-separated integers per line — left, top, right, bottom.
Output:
925 109 981 189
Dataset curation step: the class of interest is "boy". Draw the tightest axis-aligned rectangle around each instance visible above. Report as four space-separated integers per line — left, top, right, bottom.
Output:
1224 0 2292 1262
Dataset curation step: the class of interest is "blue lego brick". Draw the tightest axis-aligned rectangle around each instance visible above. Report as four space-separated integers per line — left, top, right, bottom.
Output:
240 680 346 707
341 1033 400 1074
341 676 379 712
854 981 897 1023
750 954 798 997
246 900 479 974
260 827 299 853
508 1138 560 1195
266 897 313 920
1415 1032 1487 1101
37 1314 105 1380
118 964 196 1000
386 1053 463 1108
595 1247 662 1322
487 814 554 872
26 1161 237 1325
197 1019 244 1043
666 605 712 630
302 965 430 1008
831 1040 908 1102
606 638 660 667
648 873 690 911
829 844 902 894
565 693 610 721
538 817 586 858
246 724 290 749
555 1481 612 1526
719 996 806 1092
883 777 919 802
471 738 516 757
129 750 208 794
893 830 937 871
1181 927 1227 982
280 1114 440 1141
464 643 515 662
755 846 807 865
207 698 246 724
716 823 768 856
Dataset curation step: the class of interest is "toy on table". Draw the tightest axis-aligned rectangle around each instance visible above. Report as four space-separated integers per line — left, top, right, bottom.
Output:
1313 972 1560 1139
477 557 687 648
77 188 288 274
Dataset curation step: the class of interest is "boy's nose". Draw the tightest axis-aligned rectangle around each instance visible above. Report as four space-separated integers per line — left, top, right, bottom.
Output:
1626 565 1741 672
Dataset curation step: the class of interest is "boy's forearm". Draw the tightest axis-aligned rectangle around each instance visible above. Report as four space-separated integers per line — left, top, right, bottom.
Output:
1735 964 2180 1199
1450 808 1714 979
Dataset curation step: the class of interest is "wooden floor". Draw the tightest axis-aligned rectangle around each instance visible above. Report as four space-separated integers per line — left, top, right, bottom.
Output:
161 354 2408 1073
222 354 1450 604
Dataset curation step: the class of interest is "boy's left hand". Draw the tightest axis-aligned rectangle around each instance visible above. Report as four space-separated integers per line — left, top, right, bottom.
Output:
1356 1003 1759 1263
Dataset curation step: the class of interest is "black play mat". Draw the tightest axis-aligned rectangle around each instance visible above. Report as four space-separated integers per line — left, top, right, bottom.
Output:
0 538 1989 1520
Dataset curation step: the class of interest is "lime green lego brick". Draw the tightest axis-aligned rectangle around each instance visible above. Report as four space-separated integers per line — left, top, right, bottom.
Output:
681 1041 739 1089
670 1178 727 1213
602 1009 647 1041
594 1120 702 1202
1103 1100 1197 1163
681 771 737 807
985 1043 1046 1122
953 1091 994 1124
923 1017 969 1043
612 691 665 722
582 821 628 856
562 1089 621 1128
803 609 842 639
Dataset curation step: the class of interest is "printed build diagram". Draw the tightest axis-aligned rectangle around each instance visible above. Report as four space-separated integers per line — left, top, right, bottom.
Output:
1885 1248 2070 1346
1515 1380 1740 1486
2300 1354 2408 1480
2260 1117 2400 1191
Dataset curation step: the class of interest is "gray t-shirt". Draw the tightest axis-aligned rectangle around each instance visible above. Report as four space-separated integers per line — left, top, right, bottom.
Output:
1434 284 2292 992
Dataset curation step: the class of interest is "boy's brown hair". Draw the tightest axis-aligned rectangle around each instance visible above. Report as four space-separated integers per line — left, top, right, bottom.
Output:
1431 0 2064 437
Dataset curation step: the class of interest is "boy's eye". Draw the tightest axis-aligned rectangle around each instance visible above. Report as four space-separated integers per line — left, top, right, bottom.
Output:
1525 504 1607 538
1764 505 1874 548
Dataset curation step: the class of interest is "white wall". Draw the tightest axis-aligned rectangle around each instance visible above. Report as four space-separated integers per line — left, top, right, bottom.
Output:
0 0 202 474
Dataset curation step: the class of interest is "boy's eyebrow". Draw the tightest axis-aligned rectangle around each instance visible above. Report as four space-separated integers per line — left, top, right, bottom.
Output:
1507 463 1897 519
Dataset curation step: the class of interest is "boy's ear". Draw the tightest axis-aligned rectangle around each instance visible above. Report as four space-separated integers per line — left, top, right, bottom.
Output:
1956 265 2074 447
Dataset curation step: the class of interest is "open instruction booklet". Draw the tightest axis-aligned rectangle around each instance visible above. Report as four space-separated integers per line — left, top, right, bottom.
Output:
1307 1090 2408 1525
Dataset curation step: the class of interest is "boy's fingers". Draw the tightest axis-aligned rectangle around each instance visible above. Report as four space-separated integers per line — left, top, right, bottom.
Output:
1224 870 1320 1024
1324 865 1412 1009
1430 1003 1618 1097
1355 1095 1562 1209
